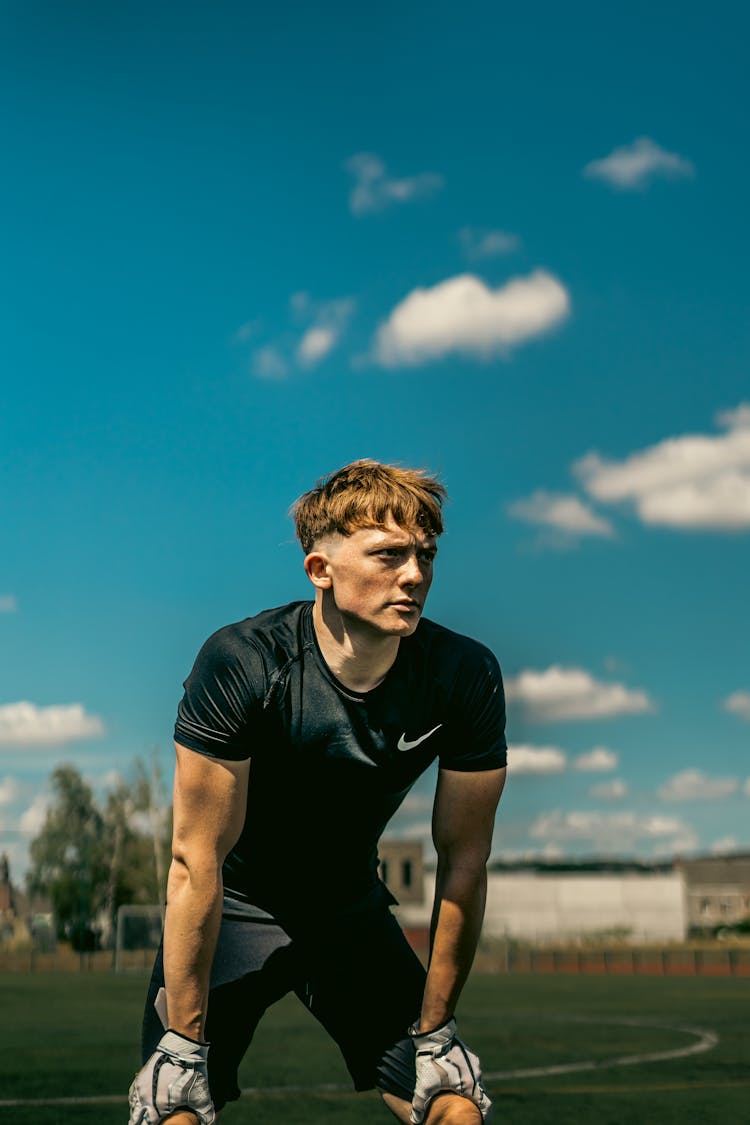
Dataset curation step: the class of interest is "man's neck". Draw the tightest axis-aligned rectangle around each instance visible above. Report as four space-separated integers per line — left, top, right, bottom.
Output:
312 598 400 693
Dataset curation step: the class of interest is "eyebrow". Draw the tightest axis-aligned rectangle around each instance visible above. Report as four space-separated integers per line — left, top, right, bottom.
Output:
369 535 438 551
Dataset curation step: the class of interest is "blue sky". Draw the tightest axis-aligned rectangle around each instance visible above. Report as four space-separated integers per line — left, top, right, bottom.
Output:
1 1 749 878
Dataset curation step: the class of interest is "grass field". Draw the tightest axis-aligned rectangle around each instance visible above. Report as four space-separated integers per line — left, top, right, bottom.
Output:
1 969 748 1124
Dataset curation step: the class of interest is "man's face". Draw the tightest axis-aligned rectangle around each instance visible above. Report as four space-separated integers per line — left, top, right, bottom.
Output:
311 516 438 637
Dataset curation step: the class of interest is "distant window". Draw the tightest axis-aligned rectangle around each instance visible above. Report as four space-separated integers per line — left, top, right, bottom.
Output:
402 860 412 888
700 898 711 915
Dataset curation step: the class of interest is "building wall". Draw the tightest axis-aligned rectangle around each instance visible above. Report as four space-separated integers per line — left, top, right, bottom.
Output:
685 886 750 928
678 854 750 929
396 870 687 943
378 840 425 905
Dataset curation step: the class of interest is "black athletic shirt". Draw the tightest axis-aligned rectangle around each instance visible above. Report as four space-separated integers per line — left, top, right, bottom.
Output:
175 601 507 923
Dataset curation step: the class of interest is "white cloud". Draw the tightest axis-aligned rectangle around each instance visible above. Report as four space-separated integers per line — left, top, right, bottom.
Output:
589 778 628 800
723 691 750 721
298 326 337 366
295 297 355 368
634 473 750 529
345 153 443 215
574 404 750 531
507 490 614 539
374 271 570 367
0 702 105 747
0 778 19 805
719 404 750 429
0 596 16 613
459 227 520 260
252 345 289 380
574 747 619 772
19 794 49 837
95 769 125 792
397 792 434 815
583 137 694 190
393 819 433 845
657 831 700 857
505 666 654 722
254 295 355 375
711 836 739 855
509 745 567 775
659 769 739 802
0 776 20 806
530 809 692 851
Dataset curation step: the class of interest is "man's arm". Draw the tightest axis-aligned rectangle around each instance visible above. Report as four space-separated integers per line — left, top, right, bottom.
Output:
163 742 249 1038
419 766 505 1031
129 744 249 1124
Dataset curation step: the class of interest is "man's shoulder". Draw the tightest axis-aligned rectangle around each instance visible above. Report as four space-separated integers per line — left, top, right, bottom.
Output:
403 618 502 698
411 616 498 666
199 601 312 662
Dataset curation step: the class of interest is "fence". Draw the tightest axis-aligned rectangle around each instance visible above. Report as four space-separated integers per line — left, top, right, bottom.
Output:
0 946 156 973
2 939 749 976
476 944 750 976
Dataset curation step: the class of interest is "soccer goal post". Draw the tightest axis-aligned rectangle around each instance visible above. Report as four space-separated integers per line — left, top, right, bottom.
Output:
114 904 164 972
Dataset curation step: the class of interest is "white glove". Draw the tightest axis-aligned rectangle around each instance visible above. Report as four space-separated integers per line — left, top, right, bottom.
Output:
409 1018 491 1123
128 1030 216 1125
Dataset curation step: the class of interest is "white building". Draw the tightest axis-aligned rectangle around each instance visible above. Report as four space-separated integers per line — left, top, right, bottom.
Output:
394 867 688 944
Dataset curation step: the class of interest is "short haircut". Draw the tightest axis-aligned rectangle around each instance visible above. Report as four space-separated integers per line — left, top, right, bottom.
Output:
292 459 447 553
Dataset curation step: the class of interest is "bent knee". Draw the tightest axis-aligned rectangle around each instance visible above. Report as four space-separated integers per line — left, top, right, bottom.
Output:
425 1093 483 1125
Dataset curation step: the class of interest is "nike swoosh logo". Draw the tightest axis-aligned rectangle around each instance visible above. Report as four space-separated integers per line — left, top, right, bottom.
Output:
397 724 443 752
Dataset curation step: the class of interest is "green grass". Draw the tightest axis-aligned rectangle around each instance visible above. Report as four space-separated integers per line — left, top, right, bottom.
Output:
1 970 748 1124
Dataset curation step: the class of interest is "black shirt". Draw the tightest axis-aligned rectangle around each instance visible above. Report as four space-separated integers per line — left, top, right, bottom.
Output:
175 601 506 922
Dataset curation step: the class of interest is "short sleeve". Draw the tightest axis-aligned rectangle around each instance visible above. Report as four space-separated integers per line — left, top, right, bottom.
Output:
174 626 265 761
438 646 508 772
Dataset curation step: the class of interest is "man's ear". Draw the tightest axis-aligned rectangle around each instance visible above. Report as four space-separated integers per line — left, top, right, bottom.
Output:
304 551 332 589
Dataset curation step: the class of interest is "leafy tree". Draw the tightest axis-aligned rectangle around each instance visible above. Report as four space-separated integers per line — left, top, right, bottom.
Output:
28 755 173 944
132 752 171 909
27 765 108 940
102 755 171 936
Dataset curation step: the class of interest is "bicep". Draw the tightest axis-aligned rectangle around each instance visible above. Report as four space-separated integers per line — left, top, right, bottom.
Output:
432 767 506 864
172 741 250 864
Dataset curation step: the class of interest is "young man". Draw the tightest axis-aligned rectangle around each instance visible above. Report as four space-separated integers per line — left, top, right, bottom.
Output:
129 460 507 1125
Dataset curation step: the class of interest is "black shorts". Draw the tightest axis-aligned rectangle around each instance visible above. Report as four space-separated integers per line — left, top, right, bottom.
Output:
141 905 426 1111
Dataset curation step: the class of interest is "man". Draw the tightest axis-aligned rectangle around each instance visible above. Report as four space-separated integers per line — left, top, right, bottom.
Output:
129 460 507 1125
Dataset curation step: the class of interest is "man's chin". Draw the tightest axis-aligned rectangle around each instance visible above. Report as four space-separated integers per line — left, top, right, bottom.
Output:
385 610 422 635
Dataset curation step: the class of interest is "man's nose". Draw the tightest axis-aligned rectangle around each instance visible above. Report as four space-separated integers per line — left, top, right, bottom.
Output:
400 554 424 586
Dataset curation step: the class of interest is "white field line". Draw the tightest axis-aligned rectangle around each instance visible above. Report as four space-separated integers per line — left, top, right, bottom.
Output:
485 1020 719 1080
0 1020 719 1108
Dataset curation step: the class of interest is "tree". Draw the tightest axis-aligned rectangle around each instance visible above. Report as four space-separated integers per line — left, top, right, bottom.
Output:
102 754 171 939
132 751 171 912
28 756 173 945
27 765 108 941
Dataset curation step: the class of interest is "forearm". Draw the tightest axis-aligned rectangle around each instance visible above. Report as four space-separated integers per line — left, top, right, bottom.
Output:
162 854 224 1040
419 860 487 1031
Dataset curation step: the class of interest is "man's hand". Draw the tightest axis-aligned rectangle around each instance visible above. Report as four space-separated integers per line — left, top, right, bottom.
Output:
409 1019 491 1123
128 1030 215 1125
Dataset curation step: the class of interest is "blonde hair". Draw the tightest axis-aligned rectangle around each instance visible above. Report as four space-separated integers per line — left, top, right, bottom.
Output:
292 459 447 553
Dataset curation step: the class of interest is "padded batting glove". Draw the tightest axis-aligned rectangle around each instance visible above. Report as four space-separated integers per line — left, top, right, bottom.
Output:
128 1029 216 1125
408 1018 492 1123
